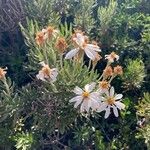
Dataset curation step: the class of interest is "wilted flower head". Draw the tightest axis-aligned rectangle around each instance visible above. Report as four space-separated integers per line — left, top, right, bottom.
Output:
46 26 58 39
114 65 123 75
55 37 68 53
69 83 100 113
105 52 119 63
35 31 46 46
0 67 7 79
93 52 102 65
97 86 125 118
65 30 101 60
35 26 58 46
36 62 58 82
99 81 110 93
103 66 113 78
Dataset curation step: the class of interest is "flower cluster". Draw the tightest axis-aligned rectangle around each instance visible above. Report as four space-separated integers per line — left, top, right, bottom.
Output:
35 28 125 119
69 83 125 119
35 26 69 56
35 26 58 46
65 30 101 60
36 62 58 83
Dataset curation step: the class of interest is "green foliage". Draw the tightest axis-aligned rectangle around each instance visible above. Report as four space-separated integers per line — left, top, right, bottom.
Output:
0 0 150 149
122 59 145 89
73 0 95 32
136 93 150 148
13 132 34 150
0 77 20 122
98 0 117 33
23 0 60 26
95 130 105 150
0 77 20 148
136 93 150 117
141 15 150 43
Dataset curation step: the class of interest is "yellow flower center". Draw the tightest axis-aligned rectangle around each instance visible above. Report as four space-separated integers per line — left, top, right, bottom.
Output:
110 52 117 59
82 91 90 98
107 97 115 105
99 81 109 89
41 65 51 76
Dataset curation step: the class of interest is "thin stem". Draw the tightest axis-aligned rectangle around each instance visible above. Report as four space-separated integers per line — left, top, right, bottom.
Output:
60 54 63 69
50 82 58 93
92 62 96 71
43 46 49 65
95 119 111 142
98 62 111 81
108 75 116 84
88 60 92 70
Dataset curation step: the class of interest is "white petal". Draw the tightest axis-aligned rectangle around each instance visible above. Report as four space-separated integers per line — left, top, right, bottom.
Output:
102 88 108 94
116 55 119 60
80 100 89 112
91 100 100 110
97 102 107 112
42 29 47 33
87 99 92 111
48 73 57 79
50 70 58 82
51 68 58 78
84 82 96 92
115 101 125 110
86 44 101 52
73 86 83 95
110 87 115 97
104 106 111 119
36 72 45 81
105 55 114 62
80 103 84 112
74 98 83 108
112 105 119 117
65 48 79 59
104 90 109 97
50 76 57 82
114 94 123 100
90 92 100 100
69 96 83 103
51 68 58 73
89 96 101 110
39 61 46 66
84 48 97 60
76 34 85 46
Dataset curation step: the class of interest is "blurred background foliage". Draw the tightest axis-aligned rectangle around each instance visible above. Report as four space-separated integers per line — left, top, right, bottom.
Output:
0 0 150 149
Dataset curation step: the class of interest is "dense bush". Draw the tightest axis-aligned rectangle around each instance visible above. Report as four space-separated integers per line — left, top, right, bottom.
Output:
0 0 149 149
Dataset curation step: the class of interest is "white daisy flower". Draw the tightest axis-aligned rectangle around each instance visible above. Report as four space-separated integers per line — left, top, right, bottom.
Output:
105 52 119 63
97 86 125 119
36 62 58 82
98 81 110 94
69 83 100 112
65 32 101 60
